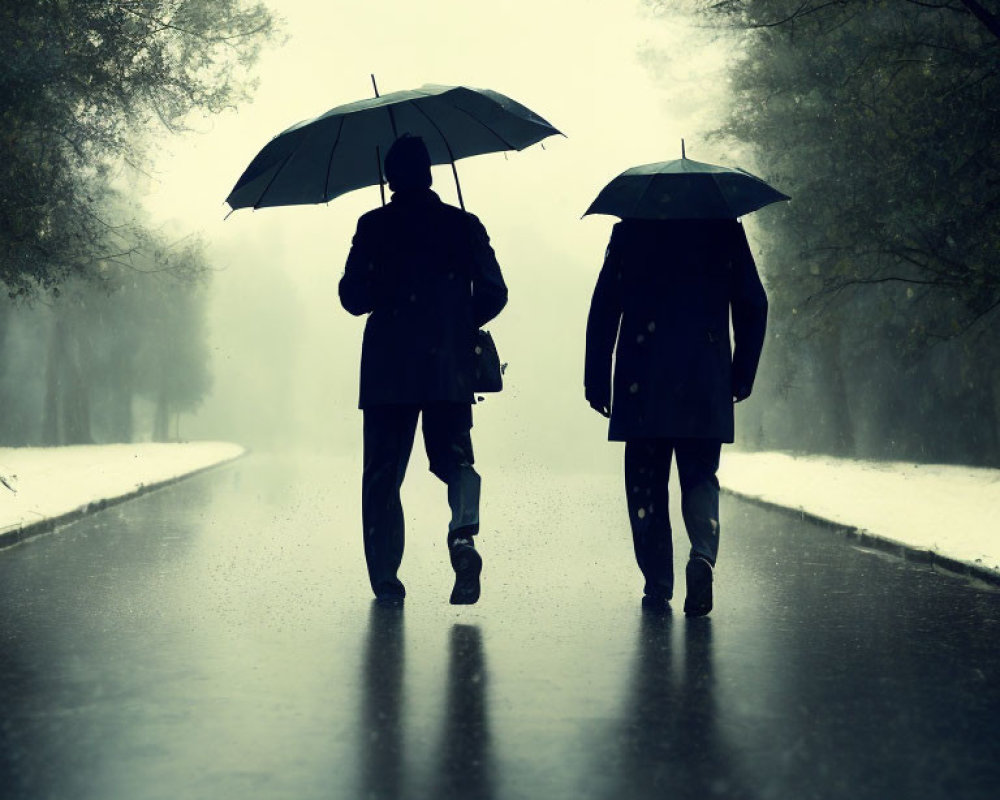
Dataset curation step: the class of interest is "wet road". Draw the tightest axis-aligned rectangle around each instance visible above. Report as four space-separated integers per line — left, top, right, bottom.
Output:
1 452 999 800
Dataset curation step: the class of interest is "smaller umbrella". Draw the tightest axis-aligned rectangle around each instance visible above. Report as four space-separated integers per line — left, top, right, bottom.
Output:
584 141 790 220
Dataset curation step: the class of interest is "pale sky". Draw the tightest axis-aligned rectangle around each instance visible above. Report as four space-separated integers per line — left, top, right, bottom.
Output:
137 0 735 467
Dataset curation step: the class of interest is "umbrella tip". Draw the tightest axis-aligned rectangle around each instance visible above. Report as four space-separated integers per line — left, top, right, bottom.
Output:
371 73 380 98
681 138 686 159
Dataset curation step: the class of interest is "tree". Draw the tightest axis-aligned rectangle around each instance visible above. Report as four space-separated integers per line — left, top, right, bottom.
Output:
0 0 273 447
0 0 275 295
30 228 213 446
669 0 1000 462
131 247 213 442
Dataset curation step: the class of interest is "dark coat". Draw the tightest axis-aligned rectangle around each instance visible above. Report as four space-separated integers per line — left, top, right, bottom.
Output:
585 219 768 443
339 189 508 408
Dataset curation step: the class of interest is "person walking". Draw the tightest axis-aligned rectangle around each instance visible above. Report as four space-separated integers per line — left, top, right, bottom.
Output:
340 134 508 606
584 218 767 615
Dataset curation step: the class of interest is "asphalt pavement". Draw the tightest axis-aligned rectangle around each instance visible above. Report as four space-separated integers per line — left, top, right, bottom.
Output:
1 452 998 800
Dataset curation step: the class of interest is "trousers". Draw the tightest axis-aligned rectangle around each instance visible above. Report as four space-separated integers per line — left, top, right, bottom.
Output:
624 438 722 599
362 403 481 599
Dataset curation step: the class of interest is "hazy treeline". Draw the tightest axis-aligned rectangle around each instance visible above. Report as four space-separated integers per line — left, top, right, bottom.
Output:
0 248 211 446
0 1 273 445
682 0 1000 464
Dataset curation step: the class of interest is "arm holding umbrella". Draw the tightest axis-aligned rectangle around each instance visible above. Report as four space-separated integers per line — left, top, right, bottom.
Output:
339 214 380 316
728 223 768 403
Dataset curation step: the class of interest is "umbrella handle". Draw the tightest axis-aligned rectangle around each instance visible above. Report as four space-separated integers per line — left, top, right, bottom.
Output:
375 144 386 206
450 160 465 211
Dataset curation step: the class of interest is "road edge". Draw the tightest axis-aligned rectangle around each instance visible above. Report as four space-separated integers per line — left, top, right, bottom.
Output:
722 488 1000 588
0 448 248 552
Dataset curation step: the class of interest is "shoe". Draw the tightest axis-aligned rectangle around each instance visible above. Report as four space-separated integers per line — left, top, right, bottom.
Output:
449 540 482 605
374 593 404 608
641 593 670 613
683 557 713 617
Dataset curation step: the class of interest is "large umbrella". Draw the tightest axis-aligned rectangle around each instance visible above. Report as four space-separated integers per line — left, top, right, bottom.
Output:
226 79 561 212
584 142 790 220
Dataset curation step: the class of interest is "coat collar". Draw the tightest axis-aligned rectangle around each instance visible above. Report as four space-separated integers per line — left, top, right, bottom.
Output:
389 188 440 206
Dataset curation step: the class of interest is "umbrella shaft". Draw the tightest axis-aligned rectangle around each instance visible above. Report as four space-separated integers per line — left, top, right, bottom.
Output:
375 144 386 207
451 161 465 211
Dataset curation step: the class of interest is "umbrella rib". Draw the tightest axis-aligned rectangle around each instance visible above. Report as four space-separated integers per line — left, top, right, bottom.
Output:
323 115 348 201
253 122 334 209
253 147 298 209
254 117 342 208
407 98 517 154
629 173 662 219
708 176 733 217
406 100 460 160
446 103 519 151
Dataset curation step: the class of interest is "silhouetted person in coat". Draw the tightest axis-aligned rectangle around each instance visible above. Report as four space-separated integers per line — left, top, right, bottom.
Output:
340 135 508 605
585 219 767 615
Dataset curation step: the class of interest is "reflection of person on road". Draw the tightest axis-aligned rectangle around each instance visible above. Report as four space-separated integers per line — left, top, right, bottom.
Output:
585 219 767 614
359 603 405 799
340 135 508 605
600 615 753 798
358 613 495 800
433 625 495 800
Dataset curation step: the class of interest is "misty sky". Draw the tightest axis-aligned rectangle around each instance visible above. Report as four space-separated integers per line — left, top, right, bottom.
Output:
137 0 737 469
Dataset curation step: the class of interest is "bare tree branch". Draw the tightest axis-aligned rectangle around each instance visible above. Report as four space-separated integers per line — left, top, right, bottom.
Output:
957 0 1000 40
749 0 848 28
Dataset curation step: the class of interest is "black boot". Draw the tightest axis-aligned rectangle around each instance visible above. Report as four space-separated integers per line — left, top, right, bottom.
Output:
683 556 713 617
448 536 482 605
641 590 671 613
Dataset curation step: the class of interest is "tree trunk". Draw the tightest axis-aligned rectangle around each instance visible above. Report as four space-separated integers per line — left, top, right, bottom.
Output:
60 323 93 445
971 376 1000 466
991 374 1000 467
108 360 135 442
0 302 14 444
153 385 170 442
827 358 856 456
41 316 62 446
56 319 94 444
820 331 856 457
119 384 135 443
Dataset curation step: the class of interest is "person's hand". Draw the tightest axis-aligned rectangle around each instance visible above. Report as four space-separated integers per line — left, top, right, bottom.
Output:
586 386 611 418
732 382 751 403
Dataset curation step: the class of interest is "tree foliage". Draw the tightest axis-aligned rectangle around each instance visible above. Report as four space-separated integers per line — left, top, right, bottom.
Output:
0 0 273 445
710 0 1000 335
675 0 1000 463
0 0 274 294
0 233 214 446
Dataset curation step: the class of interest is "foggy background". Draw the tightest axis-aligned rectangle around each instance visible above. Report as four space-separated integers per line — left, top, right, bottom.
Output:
4 0 998 468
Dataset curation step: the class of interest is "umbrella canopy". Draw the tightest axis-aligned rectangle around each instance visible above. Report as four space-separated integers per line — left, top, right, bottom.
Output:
226 83 561 212
584 155 790 220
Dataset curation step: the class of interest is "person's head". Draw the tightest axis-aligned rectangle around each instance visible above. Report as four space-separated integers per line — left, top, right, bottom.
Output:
384 134 432 192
